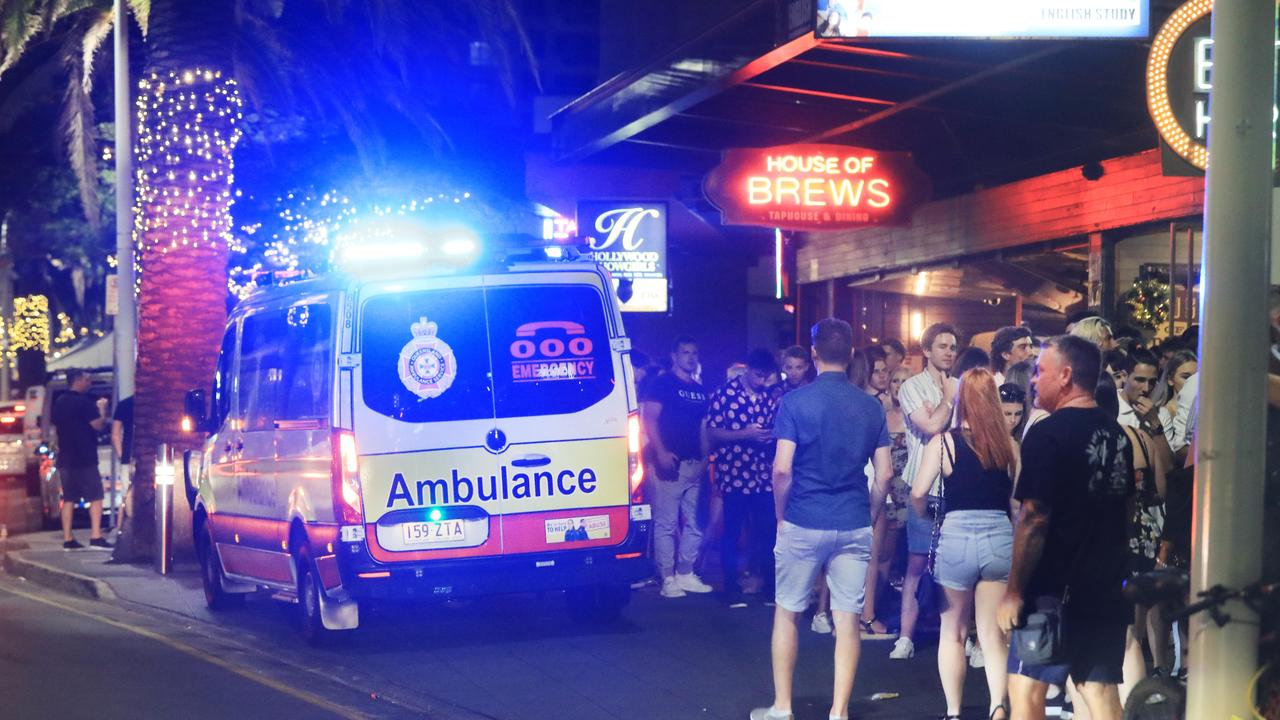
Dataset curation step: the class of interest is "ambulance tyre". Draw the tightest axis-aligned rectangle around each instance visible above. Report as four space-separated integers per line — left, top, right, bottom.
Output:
566 582 630 624
199 522 244 610
295 546 345 646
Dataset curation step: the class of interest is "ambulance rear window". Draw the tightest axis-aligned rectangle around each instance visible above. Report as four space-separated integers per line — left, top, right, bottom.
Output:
359 284 615 423
360 288 493 423
488 284 614 418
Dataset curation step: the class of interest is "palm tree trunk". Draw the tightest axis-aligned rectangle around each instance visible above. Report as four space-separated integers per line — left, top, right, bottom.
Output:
115 0 239 561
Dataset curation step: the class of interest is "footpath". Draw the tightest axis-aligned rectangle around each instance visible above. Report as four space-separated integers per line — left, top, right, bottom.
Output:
1 530 212 617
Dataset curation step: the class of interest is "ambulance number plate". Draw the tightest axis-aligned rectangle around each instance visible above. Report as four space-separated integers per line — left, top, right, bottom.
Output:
401 520 465 545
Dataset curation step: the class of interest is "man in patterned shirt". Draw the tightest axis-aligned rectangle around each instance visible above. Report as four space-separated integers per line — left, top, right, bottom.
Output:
706 348 783 608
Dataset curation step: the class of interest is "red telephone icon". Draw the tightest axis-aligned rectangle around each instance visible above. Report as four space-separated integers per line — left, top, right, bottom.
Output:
515 321 585 337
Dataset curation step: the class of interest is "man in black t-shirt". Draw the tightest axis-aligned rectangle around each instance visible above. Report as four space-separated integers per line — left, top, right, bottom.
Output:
111 396 134 465
52 370 111 550
998 335 1133 720
642 335 713 599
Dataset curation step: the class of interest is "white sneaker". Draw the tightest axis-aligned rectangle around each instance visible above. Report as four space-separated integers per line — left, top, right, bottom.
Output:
969 643 985 668
889 636 915 659
675 572 713 593
965 636 975 657
661 576 687 598
810 612 833 634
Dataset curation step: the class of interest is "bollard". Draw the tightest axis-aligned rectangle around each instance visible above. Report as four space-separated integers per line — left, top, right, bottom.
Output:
154 444 174 575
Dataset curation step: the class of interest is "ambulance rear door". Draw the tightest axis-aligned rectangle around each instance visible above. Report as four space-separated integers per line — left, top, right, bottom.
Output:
482 269 631 557
353 277 505 564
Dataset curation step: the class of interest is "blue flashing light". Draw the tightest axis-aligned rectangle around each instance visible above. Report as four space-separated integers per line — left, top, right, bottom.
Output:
441 236 478 257
544 246 565 260
429 508 443 522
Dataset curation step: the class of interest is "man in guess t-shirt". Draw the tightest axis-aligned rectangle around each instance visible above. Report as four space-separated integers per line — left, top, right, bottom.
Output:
642 335 713 598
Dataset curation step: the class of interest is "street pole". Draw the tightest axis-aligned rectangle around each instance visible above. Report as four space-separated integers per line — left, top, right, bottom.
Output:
113 0 135 402
110 0 135 535
0 213 12 401
1187 0 1274 715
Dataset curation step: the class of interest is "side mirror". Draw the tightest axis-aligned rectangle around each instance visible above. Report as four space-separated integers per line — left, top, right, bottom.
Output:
183 389 211 434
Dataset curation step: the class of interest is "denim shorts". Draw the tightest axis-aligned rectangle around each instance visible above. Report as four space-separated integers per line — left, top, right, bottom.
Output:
906 496 941 555
933 510 1013 591
774 521 872 614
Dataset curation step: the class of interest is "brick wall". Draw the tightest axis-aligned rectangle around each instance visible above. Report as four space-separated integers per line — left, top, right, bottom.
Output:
798 150 1205 284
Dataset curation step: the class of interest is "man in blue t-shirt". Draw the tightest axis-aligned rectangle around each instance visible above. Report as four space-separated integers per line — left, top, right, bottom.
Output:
751 318 892 720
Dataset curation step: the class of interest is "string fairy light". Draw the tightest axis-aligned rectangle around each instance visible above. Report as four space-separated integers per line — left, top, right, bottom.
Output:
133 67 244 281
9 294 50 356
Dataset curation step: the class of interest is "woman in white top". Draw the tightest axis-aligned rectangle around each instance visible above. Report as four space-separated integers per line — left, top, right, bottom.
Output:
1152 350 1197 446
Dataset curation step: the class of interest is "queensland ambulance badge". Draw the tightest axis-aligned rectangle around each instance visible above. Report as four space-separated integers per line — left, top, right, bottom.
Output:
398 316 456 400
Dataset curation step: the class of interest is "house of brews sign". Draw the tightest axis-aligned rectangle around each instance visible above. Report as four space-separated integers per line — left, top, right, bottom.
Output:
703 145 931 230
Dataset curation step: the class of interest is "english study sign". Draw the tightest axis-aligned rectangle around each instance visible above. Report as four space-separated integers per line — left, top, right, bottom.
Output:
703 145 931 230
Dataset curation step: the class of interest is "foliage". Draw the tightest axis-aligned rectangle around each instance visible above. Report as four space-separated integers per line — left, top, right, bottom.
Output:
0 0 537 227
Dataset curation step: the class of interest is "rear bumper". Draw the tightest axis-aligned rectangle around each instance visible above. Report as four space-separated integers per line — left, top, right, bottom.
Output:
340 520 651 601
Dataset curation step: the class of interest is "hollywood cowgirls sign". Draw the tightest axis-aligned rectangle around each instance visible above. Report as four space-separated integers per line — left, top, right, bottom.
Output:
703 144 932 230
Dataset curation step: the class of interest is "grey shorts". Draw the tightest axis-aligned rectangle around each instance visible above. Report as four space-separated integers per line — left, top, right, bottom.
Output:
933 510 1013 591
906 496 941 555
59 465 103 503
774 521 872 614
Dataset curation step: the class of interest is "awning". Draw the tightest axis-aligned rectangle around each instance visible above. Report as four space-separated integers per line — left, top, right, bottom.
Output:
553 0 1161 199
47 332 113 372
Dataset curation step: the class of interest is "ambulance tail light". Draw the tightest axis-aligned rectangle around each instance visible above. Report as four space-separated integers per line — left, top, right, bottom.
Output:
332 430 364 524
627 412 644 504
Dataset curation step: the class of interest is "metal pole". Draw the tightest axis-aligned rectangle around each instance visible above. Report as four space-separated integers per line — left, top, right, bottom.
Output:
1186 0 1274 715
1169 223 1177 339
112 0 135 401
154 443 173 574
0 213 12 401
1185 226 1194 326
111 0 135 533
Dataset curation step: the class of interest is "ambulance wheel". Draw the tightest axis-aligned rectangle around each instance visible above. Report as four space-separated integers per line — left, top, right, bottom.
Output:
199 523 244 610
296 547 340 646
566 583 630 624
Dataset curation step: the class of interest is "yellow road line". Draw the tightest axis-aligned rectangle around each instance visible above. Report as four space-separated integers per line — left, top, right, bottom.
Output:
0 583 367 720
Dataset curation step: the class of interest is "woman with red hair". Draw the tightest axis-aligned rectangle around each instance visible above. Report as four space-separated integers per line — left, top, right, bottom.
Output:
912 367 1018 720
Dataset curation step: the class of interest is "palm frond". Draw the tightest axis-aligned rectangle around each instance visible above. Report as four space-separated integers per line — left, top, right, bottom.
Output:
57 14 99 230
125 0 147 34
0 1 46 79
78 6 109 94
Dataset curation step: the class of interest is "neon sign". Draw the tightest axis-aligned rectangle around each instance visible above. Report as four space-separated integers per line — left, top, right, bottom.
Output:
1146 0 1278 174
703 145 930 230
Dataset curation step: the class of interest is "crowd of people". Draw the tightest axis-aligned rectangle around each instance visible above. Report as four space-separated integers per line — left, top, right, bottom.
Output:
631 308 1208 720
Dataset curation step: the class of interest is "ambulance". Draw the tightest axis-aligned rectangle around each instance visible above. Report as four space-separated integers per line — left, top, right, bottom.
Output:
182 235 651 642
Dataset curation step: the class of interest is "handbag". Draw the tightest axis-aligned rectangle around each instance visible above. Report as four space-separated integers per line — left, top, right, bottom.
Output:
1013 594 1068 665
926 433 952 575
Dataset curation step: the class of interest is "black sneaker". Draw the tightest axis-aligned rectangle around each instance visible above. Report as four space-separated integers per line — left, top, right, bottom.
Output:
63 539 84 551
88 538 112 550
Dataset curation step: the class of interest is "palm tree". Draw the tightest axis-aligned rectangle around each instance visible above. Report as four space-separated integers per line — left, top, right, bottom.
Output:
2 0 535 558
